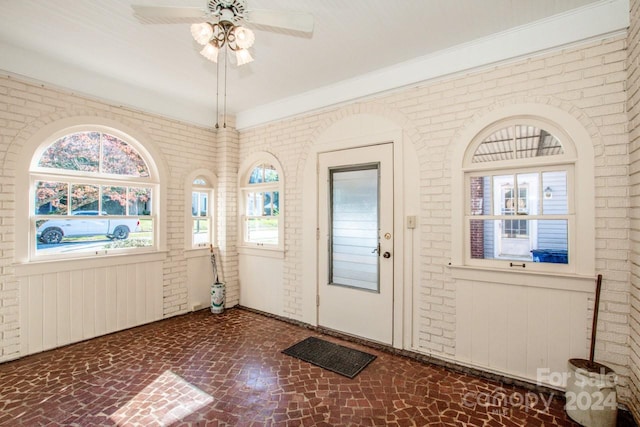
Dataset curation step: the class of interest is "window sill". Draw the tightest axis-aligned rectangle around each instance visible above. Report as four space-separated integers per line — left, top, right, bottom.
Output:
238 246 285 259
448 264 594 293
184 247 215 259
15 251 168 276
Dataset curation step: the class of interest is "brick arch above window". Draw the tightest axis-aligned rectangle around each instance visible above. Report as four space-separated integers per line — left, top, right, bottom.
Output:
451 103 595 279
15 116 168 263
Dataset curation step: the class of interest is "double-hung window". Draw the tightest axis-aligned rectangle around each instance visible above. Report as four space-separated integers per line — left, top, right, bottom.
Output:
31 130 157 258
464 122 575 272
191 177 214 248
241 162 282 247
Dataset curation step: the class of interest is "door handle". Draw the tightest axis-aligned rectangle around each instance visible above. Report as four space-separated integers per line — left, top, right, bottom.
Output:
383 252 391 258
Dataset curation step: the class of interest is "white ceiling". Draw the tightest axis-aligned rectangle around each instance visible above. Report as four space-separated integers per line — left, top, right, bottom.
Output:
0 0 629 129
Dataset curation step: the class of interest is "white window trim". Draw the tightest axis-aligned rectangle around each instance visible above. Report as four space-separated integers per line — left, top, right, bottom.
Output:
14 250 168 276
450 104 595 281
184 169 218 251
238 151 285 251
463 163 575 274
15 117 168 264
237 245 285 259
28 125 159 261
448 264 596 292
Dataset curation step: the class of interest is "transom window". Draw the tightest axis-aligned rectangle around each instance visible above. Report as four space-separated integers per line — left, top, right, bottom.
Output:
465 122 573 270
31 130 157 258
38 131 149 176
471 125 564 163
240 158 283 248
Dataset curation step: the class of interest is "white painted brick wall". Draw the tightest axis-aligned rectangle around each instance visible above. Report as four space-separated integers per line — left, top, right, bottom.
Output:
0 75 218 361
1 26 637 420
239 36 634 404
628 0 640 421
216 127 239 307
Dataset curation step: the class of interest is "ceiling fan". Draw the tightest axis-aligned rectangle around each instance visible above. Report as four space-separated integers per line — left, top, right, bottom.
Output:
132 0 314 66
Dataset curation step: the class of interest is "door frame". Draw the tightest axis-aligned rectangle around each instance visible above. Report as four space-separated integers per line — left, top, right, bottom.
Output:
317 144 395 344
300 115 414 350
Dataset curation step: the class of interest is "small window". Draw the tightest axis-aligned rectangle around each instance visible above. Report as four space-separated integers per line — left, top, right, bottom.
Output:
465 122 573 270
31 130 156 258
240 157 283 248
38 131 149 176
471 125 564 163
191 176 214 248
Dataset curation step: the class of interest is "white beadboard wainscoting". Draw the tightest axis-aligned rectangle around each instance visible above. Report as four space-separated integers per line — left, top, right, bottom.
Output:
186 249 215 312
16 253 165 357
238 248 284 317
453 268 594 388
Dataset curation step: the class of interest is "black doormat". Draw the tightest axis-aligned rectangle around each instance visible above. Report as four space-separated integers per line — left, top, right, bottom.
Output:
282 336 376 378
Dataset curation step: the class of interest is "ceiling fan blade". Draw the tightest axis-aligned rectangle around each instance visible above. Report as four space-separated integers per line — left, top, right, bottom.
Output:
245 9 314 33
131 5 208 19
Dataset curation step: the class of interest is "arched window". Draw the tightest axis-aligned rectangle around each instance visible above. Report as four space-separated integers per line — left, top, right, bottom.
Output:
30 129 157 258
239 154 283 249
190 175 215 248
462 119 578 273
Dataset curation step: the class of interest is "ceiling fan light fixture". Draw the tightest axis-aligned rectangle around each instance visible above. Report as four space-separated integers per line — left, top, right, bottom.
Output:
200 42 219 62
191 22 214 45
233 26 255 49
235 48 253 66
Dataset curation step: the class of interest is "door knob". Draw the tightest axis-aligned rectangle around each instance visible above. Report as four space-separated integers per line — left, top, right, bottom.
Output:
383 252 391 258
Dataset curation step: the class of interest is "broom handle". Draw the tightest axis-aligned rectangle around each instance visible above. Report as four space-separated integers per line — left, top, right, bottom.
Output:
210 244 219 283
589 274 603 362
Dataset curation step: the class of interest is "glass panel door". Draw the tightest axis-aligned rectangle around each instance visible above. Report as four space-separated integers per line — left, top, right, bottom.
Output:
318 143 394 345
330 165 379 292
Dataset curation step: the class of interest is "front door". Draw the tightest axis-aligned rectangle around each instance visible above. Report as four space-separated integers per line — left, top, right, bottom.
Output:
318 143 394 344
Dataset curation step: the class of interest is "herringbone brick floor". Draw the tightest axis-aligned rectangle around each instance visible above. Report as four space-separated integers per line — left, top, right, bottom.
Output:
0 308 579 426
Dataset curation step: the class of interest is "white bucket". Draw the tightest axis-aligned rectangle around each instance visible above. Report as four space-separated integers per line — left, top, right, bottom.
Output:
211 281 225 314
565 358 617 427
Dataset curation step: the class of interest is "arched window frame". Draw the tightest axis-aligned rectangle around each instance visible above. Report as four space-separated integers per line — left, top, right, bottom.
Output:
462 117 577 274
25 124 161 261
238 152 284 252
185 170 217 250
451 107 595 282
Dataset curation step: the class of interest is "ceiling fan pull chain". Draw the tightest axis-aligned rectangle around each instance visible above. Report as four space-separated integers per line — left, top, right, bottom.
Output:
215 53 220 129
223 48 228 129
130 0 315 129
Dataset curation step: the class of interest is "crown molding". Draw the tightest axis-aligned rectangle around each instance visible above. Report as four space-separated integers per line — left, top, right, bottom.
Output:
236 0 629 130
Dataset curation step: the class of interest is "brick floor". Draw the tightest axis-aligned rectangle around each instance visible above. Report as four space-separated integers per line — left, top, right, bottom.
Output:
0 308 581 426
